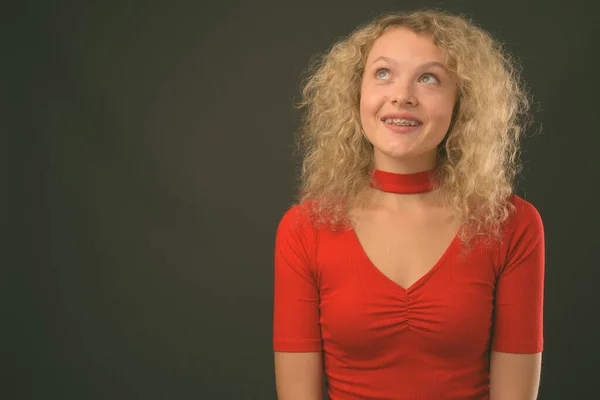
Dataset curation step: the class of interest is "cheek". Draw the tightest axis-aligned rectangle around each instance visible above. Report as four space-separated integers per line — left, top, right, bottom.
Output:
358 97 370 126
359 88 381 121
429 96 456 125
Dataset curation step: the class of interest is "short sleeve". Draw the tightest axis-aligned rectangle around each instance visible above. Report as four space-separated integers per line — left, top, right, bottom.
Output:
491 198 545 353
273 206 322 352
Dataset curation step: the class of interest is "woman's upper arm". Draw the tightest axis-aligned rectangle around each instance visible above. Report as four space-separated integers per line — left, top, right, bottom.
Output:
275 351 324 400
490 200 544 398
273 206 322 351
273 207 324 399
492 200 545 353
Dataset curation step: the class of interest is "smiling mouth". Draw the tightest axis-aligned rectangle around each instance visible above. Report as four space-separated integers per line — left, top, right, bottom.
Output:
382 118 423 127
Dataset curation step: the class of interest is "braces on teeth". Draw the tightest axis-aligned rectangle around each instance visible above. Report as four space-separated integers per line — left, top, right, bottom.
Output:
384 119 421 126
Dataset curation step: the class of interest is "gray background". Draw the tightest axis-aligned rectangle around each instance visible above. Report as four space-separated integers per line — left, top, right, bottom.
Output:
9 0 599 398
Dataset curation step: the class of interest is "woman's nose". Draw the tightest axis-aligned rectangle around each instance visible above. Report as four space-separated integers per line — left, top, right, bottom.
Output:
390 82 418 106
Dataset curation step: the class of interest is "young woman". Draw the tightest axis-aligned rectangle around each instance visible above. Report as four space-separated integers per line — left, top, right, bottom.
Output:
273 9 544 400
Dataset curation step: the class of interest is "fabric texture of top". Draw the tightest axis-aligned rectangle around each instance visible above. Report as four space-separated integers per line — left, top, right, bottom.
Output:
273 195 544 400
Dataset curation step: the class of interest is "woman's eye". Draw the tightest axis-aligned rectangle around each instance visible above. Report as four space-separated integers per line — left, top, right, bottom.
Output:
420 73 440 84
375 68 390 79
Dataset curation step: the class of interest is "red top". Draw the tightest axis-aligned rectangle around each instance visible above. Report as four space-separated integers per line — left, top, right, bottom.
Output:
273 195 544 399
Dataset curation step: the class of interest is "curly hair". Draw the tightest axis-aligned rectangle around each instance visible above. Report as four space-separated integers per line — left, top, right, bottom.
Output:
295 9 533 243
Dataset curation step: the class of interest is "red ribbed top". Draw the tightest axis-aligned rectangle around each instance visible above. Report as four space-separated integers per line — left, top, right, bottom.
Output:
273 195 544 399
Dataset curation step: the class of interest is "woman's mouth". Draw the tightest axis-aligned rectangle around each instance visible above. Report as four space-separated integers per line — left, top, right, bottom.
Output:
383 118 422 127
382 118 423 133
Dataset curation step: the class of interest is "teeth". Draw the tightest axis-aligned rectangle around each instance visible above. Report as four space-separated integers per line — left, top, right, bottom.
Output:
384 118 421 126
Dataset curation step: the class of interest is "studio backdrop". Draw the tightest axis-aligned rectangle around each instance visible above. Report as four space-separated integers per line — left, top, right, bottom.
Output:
11 0 599 398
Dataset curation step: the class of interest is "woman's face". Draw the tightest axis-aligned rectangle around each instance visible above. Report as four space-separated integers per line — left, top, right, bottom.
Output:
359 27 458 173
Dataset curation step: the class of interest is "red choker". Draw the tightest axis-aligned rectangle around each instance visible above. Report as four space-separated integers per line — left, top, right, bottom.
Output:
370 169 435 194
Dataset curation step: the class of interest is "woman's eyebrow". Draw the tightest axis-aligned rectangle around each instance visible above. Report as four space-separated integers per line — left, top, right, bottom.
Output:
370 56 448 72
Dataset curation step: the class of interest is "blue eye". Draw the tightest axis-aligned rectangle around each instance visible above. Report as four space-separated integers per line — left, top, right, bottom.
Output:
420 73 440 84
375 68 390 79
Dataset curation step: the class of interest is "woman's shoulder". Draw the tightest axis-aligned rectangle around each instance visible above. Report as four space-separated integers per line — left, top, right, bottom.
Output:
276 202 317 235
508 194 543 224
275 202 324 256
503 194 544 240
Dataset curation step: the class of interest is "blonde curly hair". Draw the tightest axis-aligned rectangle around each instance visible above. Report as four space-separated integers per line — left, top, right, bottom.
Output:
295 9 533 242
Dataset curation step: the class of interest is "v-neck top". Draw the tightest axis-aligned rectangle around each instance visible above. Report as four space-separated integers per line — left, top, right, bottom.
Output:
273 195 544 400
